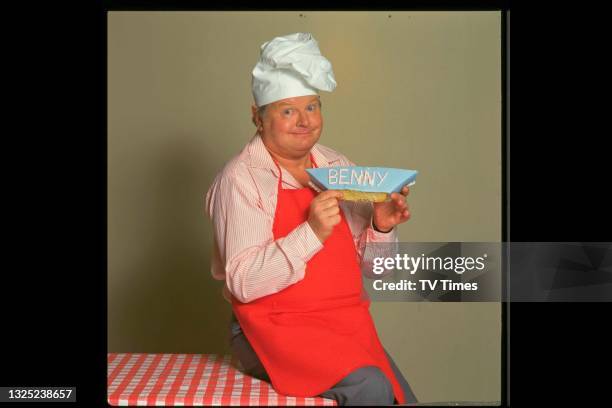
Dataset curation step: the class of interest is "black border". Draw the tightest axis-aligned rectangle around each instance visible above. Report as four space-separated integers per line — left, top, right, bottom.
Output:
14 1 612 407
0 2 511 407
103 1 511 11
501 9 509 408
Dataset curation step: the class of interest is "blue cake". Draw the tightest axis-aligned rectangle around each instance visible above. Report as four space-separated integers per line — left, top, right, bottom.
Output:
306 166 418 202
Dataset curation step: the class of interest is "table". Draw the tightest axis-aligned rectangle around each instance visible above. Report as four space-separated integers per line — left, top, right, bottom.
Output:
108 353 337 406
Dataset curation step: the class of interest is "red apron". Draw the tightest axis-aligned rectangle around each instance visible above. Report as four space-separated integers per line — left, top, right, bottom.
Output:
231 154 406 403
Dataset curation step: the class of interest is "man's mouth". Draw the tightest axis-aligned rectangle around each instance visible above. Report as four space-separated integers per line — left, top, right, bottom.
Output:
291 129 313 134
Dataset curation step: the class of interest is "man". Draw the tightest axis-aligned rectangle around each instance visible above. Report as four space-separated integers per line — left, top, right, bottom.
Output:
206 33 417 405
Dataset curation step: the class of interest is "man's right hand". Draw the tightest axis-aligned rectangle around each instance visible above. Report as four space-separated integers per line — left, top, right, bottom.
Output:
307 190 344 243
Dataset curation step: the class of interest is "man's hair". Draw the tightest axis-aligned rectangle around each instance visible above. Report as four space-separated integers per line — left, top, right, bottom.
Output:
257 105 267 119
257 96 322 120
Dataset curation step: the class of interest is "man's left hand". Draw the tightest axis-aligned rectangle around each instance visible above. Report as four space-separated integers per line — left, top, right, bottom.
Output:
372 185 411 233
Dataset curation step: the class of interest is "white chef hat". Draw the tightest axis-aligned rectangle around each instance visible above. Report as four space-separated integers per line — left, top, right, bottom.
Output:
251 32 337 107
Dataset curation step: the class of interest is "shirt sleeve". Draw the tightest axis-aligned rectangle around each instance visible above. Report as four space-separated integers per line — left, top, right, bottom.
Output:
206 165 324 303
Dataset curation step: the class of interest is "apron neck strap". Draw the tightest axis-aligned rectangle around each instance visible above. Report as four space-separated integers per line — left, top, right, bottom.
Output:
271 152 318 190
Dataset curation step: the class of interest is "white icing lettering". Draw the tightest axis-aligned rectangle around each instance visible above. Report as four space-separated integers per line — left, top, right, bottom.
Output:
376 171 388 186
351 169 364 185
339 169 350 185
329 169 338 185
363 170 375 186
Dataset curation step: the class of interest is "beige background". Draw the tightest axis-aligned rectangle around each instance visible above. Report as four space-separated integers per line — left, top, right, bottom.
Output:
108 11 501 404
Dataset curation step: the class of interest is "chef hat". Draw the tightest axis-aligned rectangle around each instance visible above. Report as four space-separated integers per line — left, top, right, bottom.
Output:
251 32 337 107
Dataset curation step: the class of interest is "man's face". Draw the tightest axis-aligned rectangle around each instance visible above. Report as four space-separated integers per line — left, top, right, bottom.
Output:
255 95 323 160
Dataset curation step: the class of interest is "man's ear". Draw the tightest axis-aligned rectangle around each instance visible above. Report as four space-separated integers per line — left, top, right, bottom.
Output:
251 104 259 127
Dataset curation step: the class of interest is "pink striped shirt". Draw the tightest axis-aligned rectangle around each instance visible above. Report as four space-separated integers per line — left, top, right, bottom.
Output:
205 134 397 303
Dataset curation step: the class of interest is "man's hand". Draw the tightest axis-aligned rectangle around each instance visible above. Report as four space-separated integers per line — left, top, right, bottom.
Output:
372 185 411 233
308 190 344 243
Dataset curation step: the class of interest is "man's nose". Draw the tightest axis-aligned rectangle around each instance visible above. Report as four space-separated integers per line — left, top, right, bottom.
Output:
296 110 310 127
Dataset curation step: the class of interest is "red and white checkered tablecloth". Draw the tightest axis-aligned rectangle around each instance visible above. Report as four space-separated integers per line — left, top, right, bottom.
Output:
108 353 337 406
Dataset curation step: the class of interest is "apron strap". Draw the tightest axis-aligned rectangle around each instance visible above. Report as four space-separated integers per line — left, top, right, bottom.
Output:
271 152 318 191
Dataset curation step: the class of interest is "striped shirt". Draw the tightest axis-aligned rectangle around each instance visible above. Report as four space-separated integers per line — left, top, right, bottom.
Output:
205 134 397 303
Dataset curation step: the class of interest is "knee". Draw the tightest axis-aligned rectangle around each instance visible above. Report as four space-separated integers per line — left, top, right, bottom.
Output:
355 367 394 405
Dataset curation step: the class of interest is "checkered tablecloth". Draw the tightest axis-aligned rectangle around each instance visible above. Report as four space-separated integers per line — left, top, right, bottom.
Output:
108 353 337 406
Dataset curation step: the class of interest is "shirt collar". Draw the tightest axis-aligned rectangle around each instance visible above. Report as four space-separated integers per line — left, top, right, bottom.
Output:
247 134 342 172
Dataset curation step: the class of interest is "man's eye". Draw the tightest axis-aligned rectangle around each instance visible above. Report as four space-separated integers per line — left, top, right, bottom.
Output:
307 104 317 112
283 109 293 115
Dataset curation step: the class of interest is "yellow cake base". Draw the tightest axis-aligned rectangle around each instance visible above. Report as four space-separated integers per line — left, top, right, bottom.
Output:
337 190 389 203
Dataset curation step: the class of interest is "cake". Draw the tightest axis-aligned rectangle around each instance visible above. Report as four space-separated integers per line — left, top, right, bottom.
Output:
306 166 418 202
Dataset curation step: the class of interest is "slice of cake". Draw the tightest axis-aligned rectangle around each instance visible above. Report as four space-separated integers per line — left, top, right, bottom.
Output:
306 166 418 202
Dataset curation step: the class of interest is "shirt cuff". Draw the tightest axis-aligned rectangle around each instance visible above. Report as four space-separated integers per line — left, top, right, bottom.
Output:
368 218 398 243
283 221 324 262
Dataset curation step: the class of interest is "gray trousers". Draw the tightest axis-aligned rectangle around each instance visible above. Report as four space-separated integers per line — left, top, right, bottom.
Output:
229 313 418 406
